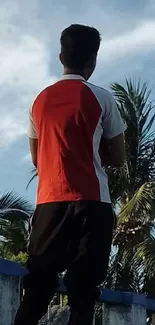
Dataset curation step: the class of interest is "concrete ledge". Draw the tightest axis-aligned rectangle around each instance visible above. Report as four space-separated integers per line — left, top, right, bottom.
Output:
0 258 27 277
0 259 155 313
146 298 155 312
57 278 155 312
100 290 155 311
99 289 146 306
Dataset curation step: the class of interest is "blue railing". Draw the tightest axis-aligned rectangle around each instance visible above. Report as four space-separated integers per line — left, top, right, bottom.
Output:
0 258 155 325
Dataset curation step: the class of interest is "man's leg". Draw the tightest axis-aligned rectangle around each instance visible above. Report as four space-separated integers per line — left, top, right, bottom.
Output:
64 201 115 325
13 202 73 325
13 266 59 325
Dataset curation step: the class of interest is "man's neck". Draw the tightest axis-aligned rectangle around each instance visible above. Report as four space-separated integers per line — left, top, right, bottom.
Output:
63 68 86 79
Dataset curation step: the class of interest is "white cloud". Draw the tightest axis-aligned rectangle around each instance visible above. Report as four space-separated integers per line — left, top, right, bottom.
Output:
0 1 57 147
0 36 47 87
21 153 31 163
99 20 155 63
16 153 32 167
0 118 26 147
0 32 57 147
1 0 155 148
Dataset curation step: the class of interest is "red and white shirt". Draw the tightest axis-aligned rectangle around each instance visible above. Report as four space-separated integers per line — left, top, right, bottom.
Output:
28 74 126 205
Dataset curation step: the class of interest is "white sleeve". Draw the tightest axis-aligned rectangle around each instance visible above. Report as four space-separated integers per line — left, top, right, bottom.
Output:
27 106 38 139
84 83 126 139
102 91 126 139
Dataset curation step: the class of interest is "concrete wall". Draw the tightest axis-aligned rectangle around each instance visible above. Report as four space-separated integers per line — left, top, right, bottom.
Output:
0 274 20 325
103 304 146 325
0 258 26 325
1 258 155 325
39 304 147 325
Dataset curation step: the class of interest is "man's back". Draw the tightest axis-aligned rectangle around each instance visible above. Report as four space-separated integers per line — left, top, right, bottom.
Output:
30 75 111 204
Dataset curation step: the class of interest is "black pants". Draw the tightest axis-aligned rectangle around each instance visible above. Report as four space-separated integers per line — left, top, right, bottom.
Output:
13 201 115 325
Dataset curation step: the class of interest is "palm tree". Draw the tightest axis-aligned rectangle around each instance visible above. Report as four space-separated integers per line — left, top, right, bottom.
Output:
0 191 33 257
100 79 155 324
109 80 155 202
104 80 155 324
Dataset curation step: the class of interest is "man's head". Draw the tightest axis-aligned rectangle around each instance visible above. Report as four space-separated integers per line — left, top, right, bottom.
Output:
60 24 101 80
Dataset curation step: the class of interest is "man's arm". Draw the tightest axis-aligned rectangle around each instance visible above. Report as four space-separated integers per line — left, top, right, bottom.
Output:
27 105 38 167
29 138 38 168
100 91 126 168
99 133 125 168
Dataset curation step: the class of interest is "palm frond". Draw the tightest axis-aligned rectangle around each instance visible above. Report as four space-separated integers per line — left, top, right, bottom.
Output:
105 79 155 298
26 167 38 189
111 80 155 196
0 191 33 215
108 162 130 204
0 192 32 256
132 234 155 278
0 209 30 221
105 251 141 292
117 182 154 224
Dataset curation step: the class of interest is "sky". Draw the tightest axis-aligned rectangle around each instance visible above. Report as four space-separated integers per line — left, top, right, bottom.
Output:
1 0 155 206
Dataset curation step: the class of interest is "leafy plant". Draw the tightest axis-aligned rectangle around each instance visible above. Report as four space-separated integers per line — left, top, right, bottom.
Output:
0 191 33 256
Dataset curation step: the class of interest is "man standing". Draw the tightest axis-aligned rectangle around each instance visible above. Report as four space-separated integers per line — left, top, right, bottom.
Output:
13 24 126 325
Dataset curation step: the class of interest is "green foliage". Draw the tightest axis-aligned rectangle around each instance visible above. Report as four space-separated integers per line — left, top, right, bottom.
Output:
105 79 155 312
109 79 155 204
1 251 28 267
0 191 32 256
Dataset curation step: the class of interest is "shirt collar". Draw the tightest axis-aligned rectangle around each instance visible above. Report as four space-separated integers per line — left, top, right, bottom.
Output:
61 74 86 81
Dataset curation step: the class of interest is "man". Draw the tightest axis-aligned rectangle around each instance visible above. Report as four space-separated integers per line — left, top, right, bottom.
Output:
13 24 126 325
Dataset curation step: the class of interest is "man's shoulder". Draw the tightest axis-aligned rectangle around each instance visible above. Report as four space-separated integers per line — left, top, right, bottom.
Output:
32 81 60 108
83 81 113 103
36 81 60 99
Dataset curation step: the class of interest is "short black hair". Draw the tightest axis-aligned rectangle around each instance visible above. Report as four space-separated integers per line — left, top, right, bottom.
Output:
60 24 101 70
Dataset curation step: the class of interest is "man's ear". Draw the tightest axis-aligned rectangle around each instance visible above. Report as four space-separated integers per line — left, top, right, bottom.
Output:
59 53 63 65
85 54 97 70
